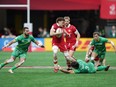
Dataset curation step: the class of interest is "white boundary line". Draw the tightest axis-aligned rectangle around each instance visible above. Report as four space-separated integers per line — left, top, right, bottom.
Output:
3 66 116 70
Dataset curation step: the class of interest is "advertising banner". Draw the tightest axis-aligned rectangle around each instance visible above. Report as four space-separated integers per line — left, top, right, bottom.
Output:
100 0 116 19
44 38 116 52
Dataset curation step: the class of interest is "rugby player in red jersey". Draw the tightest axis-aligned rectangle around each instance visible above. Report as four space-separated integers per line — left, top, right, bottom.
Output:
64 16 80 70
50 17 76 73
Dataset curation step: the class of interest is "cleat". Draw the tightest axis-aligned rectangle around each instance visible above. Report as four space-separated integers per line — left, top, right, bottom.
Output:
8 69 14 74
105 65 110 71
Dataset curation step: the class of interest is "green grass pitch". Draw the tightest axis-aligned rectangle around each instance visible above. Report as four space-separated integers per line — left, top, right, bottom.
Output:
0 51 116 87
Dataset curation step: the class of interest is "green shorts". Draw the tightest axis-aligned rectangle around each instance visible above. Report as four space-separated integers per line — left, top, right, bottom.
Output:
11 49 27 58
93 50 106 59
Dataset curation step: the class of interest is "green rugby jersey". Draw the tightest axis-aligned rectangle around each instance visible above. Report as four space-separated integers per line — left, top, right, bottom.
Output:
90 37 108 52
14 34 36 52
74 60 96 73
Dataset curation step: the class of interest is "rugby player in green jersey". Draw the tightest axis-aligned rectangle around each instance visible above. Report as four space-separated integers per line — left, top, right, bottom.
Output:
85 32 116 67
0 27 44 73
58 60 110 74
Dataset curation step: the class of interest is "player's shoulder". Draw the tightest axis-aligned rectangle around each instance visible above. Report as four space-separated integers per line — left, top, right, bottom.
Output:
99 36 108 41
70 25 76 31
52 23 58 28
29 35 34 38
100 36 107 39
14 34 23 41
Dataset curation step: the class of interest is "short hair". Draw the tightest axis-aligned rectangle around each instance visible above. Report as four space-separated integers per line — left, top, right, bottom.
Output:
93 32 100 36
23 27 29 30
56 17 65 23
71 61 79 69
64 16 70 20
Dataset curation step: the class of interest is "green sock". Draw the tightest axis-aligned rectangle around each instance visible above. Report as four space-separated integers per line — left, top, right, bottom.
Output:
0 63 7 68
97 66 107 71
10 66 17 70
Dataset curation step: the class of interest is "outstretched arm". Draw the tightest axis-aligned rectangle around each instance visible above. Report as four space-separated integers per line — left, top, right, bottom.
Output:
73 30 80 48
34 40 44 48
58 65 74 74
2 39 16 49
108 41 116 53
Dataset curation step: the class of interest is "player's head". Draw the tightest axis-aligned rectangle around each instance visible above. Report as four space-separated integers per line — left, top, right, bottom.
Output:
93 32 100 41
56 17 65 27
23 27 30 36
71 61 79 69
64 16 70 26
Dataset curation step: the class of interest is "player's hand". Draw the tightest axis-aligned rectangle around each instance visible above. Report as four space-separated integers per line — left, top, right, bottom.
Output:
2 45 8 49
58 65 62 70
73 41 78 48
41 45 45 48
85 56 90 62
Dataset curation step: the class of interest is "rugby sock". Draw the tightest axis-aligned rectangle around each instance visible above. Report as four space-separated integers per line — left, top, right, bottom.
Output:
54 60 58 66
97 66 107 71
0 63 7 68
10 66 17 70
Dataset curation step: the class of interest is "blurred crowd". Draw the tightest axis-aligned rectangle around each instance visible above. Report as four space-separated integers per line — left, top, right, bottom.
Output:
0 25 115 38
0 27 16 38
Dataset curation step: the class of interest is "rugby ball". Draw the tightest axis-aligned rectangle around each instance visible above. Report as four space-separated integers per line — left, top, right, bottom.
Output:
56 28 62 38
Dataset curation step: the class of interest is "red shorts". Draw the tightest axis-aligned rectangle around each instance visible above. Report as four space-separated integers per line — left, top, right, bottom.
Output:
66 42 76 51
52 43 67 52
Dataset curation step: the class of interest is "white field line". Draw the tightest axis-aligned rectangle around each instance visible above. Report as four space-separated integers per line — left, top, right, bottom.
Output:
3 66 116 70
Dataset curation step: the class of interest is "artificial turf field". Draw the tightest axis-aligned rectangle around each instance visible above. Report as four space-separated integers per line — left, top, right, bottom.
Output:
0 51 116 87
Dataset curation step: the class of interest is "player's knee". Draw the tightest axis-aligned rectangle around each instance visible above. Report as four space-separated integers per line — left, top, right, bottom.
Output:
6 58 14 63
17 60 25 66
64 51 69 57
52 46 58 54
64 52 70 60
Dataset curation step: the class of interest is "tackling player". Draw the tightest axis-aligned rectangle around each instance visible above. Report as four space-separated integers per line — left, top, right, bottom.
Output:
58 59 110 74
64 16 80 70
50 17 76 73
0 27 44 73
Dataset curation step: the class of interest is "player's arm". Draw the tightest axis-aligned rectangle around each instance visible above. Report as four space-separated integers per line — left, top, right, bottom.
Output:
74 29 80 47
50 26 62 36
30 35 44 48
58 65 74 74
34 40 44 48
107 40 116 53
85 44 93 61
2 39 17 49
63 29 70 37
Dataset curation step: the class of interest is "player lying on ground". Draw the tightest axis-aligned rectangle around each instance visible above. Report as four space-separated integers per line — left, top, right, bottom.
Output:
58 59 110 74
0 27 44 73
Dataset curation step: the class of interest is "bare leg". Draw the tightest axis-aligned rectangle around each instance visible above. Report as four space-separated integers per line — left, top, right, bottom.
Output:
8 58 25 73
0 56 15 69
